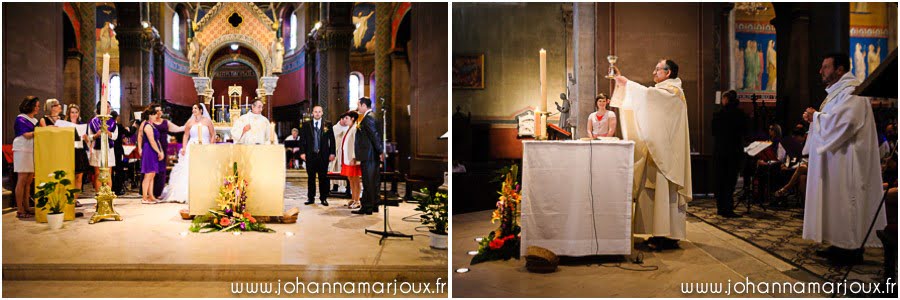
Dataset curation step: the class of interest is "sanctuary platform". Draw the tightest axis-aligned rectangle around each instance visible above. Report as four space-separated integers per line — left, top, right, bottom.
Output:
3 182 447 298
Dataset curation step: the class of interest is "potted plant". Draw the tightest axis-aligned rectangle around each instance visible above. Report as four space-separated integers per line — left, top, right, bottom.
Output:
33 170 80 229
415 188 448 249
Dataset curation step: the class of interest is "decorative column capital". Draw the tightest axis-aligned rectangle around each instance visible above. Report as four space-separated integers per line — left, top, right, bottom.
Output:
260 76 279 95
192 77 210 96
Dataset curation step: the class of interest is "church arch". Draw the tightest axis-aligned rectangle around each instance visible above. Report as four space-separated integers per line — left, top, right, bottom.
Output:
198 35 270 77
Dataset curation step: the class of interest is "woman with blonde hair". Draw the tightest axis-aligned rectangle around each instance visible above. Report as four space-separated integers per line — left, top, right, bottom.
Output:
38 98 62 127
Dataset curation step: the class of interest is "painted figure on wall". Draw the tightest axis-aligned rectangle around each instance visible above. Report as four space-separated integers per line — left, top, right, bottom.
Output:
98 21 118 54
734 40 744 90
743 40 761 90
353 10 375 50
867 44 881 75
766 40 777 91
854 43 867 79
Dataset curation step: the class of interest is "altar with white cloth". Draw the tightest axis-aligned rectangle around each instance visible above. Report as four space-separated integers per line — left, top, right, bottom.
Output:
188 144 286 216
520 140 635 256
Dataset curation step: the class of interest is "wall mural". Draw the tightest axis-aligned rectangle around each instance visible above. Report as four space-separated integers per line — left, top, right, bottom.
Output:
352 3 376 53
731 3 776 102
96 3 119 72
850 2 890 81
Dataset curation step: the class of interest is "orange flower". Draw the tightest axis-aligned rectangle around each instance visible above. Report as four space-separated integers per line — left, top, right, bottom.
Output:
243 212 251 218
249 216 256 223
220 218 231 226
213 218 219 225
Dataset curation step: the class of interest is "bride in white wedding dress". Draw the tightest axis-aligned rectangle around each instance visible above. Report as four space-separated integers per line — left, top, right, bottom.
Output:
162 103 215 203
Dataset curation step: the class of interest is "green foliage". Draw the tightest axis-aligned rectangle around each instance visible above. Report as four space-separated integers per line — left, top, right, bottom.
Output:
414 188 448 235
34 170 81 215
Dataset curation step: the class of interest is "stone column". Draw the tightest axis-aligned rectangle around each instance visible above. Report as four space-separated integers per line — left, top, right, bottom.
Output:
772 3 848 130
64 52 82 109
315 3 353 122
572 2 597 138
375 2 393 140
78 2 96 120
117 3 144 123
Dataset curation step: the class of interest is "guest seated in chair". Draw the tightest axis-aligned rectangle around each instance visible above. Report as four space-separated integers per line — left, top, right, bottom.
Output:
284 128 301 169
771 124 808 204
754 124 787 203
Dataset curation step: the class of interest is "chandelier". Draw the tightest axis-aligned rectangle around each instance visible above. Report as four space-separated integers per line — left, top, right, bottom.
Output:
735 2 769 15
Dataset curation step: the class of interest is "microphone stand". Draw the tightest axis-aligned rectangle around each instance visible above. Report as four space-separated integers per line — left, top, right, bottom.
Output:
365 97 412 244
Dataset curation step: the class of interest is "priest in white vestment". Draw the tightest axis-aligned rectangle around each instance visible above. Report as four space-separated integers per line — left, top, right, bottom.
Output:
801 54 885 264
611 59 692 250
230 99 272 145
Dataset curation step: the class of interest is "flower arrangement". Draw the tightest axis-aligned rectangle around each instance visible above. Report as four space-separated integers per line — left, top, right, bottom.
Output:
414 188 448 235
190 162 274 233
471 164 522 264
33 170 80 215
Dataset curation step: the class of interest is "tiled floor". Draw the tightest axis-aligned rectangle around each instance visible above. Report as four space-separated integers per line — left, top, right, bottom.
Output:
452 210 824 298
2 180 447 297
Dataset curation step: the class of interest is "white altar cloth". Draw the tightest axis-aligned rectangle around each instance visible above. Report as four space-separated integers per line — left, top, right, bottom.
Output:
520 140 635 256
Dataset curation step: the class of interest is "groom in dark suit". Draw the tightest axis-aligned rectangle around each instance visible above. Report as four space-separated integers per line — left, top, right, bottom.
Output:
300 105 336 206
352 98 384 215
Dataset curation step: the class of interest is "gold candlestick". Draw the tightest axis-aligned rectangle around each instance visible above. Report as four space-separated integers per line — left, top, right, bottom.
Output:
90 115 123 224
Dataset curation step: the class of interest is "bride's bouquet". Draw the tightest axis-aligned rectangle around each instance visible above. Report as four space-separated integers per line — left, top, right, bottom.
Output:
190 162 274 233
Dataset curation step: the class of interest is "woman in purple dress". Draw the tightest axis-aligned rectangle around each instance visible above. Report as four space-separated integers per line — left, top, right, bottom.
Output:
136 104 183 197
13 96 40 219
141 104 164 204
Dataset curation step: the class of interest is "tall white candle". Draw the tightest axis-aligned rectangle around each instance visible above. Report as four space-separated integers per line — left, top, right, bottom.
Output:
100 53 110 115
539 49 547 113
245 96 248 108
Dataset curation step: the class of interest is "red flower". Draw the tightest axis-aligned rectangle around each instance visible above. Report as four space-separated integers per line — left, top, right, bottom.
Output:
489 238 506 250
220 218 231 226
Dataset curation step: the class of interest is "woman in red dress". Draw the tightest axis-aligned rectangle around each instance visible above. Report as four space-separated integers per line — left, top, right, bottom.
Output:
336 111 363 209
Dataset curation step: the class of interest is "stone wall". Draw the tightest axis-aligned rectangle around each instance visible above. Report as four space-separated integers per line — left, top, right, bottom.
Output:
3 3 65 144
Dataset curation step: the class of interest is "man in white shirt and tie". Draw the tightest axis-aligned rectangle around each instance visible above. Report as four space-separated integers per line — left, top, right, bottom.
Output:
230 99 272 144
300 106 336 206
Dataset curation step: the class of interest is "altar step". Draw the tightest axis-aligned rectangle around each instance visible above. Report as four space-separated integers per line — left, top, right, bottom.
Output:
3 263 445 284
286 169 307 181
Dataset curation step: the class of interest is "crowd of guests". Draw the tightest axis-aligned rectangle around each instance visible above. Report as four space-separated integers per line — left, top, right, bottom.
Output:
12 95 387 219
12 96 141 219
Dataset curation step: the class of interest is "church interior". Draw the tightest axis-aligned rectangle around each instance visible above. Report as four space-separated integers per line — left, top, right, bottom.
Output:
452 2 898 297
2 2 447 297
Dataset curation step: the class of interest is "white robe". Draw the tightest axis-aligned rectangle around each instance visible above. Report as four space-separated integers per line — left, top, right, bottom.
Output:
802 72 885 249
612 78 693 240
230 112 271 145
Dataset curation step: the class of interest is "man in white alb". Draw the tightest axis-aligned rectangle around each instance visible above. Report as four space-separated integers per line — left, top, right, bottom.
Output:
802 53 885 265
611 59 692 251
230 99 272 144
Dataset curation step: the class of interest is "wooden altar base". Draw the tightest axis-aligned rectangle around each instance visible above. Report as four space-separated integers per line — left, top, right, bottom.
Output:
2 185 446 298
